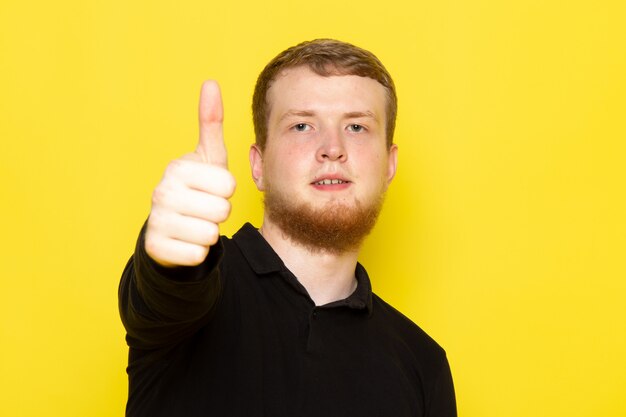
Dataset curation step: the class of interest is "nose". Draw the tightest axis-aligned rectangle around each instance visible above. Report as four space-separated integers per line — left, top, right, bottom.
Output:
316 128 347 162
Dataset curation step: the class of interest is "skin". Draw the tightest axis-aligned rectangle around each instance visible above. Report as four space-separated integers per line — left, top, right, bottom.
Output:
144 81 236 267
145 69 398 305
250 67 398 304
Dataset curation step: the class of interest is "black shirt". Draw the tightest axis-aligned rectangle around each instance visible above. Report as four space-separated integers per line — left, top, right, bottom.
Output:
119 223 457 417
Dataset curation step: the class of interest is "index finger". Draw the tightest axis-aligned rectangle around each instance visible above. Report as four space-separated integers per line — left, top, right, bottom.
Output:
196 80 228 167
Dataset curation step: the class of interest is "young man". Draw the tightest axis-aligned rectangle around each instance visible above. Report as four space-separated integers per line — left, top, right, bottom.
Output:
119 39 457 417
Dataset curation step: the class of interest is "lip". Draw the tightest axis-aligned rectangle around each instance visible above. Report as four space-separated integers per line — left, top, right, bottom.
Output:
310 174 352 190
311 173 350 183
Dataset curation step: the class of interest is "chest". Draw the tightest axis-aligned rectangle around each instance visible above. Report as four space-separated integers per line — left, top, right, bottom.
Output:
168 274 426 417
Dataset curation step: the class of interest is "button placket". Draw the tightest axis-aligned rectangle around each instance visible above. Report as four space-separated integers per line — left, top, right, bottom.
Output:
305 307 320 352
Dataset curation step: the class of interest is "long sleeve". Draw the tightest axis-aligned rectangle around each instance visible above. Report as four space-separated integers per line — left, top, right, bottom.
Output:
118 223 224 350
427 353 458 417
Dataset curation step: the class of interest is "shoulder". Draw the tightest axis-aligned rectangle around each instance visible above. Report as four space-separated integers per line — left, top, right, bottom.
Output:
370 292 447 363
368 292 456 411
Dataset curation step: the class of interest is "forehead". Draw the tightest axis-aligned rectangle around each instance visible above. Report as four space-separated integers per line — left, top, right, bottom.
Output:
266 66 387 121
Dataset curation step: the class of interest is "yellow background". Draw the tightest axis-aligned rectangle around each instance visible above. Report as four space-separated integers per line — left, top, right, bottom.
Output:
1 0 625 415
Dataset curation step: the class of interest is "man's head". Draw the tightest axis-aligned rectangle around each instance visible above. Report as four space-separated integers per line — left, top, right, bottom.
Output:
250 40 398 254
252 39 397 151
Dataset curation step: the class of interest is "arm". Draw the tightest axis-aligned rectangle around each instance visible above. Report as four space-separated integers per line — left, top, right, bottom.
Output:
118 223 224 349
118 81 235 349
427 353 458 417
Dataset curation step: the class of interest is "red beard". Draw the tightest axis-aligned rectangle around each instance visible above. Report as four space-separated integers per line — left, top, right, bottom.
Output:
263 188 385 254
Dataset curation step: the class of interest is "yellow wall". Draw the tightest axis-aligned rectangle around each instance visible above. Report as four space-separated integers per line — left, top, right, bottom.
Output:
1 0 624 415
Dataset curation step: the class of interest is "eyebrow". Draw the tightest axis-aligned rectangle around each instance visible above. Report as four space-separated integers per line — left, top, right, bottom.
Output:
279 110 378 122
344 111 377 120
279 110 315 122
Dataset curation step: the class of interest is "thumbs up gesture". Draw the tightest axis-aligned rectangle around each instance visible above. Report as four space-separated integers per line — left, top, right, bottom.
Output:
145 81 236 267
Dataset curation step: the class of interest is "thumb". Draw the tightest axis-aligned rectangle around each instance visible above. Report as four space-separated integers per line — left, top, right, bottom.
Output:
196 80 228 167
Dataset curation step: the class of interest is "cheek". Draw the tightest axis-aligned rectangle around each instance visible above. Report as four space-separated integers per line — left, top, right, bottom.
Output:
356 148 385 169
359 150 390 184
264 153 301 184
280 146 310 170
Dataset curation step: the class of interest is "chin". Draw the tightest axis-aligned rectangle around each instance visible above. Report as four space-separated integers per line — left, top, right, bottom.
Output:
263 189 385 254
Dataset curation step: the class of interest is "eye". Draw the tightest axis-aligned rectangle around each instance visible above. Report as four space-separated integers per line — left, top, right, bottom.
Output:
293 123 311 132
347 124 365 133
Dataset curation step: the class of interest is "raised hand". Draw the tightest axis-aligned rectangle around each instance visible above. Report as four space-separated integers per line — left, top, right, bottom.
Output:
144 81 236 267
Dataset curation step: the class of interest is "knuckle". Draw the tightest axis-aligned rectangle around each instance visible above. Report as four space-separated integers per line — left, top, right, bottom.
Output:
223 173 237 196
164 159 179 175
216 199 231 220
147 209 167 231
211 171 236 198
165 159 187 177
144 234 162 259
151 186 168 207
204 222 220 245
146 212 160 232
187 245 209 265
224 200 232 218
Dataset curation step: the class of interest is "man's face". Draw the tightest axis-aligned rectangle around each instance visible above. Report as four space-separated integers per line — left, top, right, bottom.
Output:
250 66 398 253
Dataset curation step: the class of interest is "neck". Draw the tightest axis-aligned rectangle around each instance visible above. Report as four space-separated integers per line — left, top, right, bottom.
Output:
259 219 360 306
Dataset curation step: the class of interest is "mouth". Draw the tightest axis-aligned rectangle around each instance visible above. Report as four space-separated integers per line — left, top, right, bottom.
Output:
310 176 352 192
313 179 350 186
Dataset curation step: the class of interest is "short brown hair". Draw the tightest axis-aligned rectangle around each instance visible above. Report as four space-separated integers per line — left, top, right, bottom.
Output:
252 39 397 150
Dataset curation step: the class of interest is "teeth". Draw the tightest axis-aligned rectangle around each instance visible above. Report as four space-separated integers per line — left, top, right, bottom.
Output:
316 179 345 185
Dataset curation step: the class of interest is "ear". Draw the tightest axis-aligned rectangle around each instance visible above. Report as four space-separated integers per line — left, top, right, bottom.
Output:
249 144 265 191
386 144 398 185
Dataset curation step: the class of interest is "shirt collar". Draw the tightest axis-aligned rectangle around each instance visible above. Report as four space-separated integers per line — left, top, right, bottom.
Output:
232 223 373 314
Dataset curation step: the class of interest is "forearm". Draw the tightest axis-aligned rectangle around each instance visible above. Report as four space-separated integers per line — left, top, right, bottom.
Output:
119 223 224 349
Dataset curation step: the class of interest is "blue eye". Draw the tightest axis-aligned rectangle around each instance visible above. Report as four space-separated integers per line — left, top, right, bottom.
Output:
348 124 364 133
294 123 310 132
